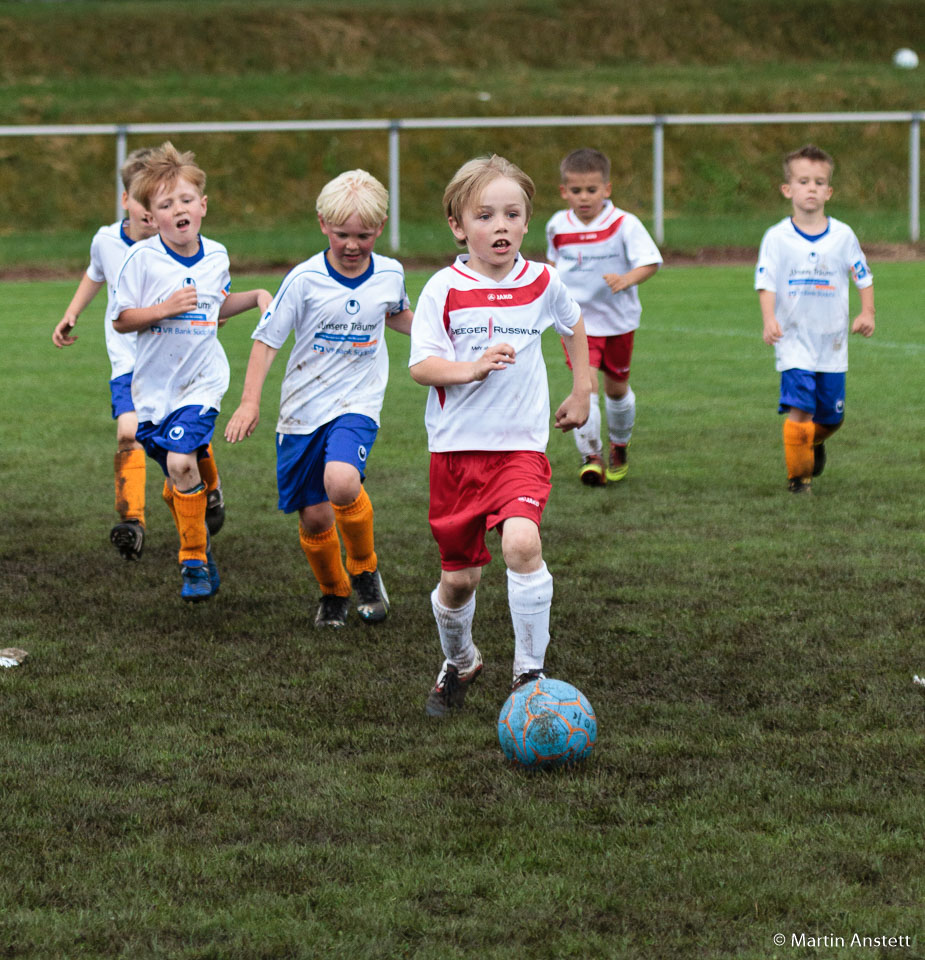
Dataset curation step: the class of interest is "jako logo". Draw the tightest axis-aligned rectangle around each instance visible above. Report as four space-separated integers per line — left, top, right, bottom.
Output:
168 426 185 441
346 299 361 315
487 293 513 301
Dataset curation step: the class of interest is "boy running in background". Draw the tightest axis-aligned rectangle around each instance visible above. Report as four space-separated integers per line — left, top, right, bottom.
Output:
410 154 590 717
225 170 412 628
114 142 271 600
755 144 875 494
546 148 661 485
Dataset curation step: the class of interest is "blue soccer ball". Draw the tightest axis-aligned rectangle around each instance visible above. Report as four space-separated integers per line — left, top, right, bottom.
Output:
497 677 597 769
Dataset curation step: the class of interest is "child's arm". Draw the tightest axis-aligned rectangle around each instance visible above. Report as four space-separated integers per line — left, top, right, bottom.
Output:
603 263 659 295
224 340 279 443
114 286 200 333
851 285 875 338
759 289 782 345
52 273 105 347
554 316 591 432
219 289 273 321
385 308 413 336
409 342 516 387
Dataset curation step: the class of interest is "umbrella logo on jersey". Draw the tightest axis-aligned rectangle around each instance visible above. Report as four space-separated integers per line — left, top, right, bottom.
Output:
808 252 818 265
182 277 195 287
346 299 361 315
168 426 185 441
358 445 368 462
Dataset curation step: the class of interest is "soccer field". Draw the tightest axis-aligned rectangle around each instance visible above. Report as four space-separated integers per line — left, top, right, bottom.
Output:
2 263 924 958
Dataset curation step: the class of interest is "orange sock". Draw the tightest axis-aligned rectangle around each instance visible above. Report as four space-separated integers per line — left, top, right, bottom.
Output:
813 421 841 446
172 486 208 564
197 443 220 493
114 448 146 524
162 480 179 530
783 420 815 481
333 487 377 576
299 524 351 597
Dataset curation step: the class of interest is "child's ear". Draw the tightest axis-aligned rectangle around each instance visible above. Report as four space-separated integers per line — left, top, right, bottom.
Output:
780 183 792 199
448 216 467 244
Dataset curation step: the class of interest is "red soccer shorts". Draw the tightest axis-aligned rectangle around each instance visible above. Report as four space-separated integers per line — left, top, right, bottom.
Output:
428 450 552 570
562 330 634 382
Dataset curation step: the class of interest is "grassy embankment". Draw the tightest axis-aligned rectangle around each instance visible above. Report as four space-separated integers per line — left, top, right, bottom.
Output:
1 0 923 272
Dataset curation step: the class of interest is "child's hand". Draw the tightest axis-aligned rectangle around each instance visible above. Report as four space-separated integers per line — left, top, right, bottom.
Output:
162 285 199 318
762 318 783 346
851 312 875 338
52 315 78 347
603 272 630 294
554 390 590 432
471 343 515 381
224 401 260 443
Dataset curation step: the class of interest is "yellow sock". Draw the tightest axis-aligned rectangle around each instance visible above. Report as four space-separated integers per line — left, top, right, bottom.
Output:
162 480 179 530
197 443 220 493
783 420 815 481
114 448 146 524
299 524 351 596
333 487 377 576
172 486 208 564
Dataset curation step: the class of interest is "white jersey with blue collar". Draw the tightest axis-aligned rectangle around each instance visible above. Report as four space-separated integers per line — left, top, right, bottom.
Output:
755 216 873 373
410 254 581 453
545 200 662 336
86 220 140 379
114 234 232 424
251 250 410 435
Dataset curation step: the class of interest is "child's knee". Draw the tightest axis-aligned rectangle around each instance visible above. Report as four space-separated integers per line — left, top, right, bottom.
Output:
324 462 362 506
500 518 542 572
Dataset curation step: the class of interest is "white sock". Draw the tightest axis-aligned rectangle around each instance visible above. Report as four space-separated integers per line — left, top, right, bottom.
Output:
573 392 601 457
605 387 635 445
508 563 553 678
431 586 477 673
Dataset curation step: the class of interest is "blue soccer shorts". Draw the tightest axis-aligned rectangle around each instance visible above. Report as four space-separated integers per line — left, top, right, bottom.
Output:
778 369 846 425
135 405 219 477
276 413 379 513
109 372 136 419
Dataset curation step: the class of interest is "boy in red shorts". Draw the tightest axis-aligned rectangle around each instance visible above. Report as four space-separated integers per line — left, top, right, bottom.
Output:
546 148 661 485
409 154 590 717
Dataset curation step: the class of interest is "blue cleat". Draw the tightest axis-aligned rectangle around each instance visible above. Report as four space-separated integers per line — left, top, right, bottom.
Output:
206 550 220 597
181 560 213 602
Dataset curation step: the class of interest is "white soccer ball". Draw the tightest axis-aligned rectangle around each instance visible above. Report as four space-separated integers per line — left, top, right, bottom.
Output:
892 48 919 70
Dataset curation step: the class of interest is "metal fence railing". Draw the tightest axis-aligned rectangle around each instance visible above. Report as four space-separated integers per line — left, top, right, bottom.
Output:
1 111 921 248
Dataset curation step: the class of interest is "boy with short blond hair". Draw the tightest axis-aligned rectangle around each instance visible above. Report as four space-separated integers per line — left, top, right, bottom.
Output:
52 147 158 562
410 154 590 717
114 141 271 600
546 147 661 486
756 144 875 494
225 169 412 628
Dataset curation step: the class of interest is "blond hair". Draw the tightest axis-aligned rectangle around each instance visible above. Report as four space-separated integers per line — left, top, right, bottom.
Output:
783 144 834 181
443 155 535 242
316 169 388 227
120 147 155 192
129 141 207 210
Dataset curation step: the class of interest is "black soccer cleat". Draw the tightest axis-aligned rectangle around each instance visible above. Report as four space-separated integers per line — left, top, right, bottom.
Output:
110 519 145 562
205 484 225 536
812 442 827 478
315 593 351 628
349 568 390 624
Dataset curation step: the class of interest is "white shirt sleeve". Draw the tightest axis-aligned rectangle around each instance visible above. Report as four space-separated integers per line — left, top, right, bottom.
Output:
409 282 455 365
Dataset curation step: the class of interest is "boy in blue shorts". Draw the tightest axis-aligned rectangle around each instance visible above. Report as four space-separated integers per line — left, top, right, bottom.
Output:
546 148 661 485
225 169 412 627
755 144 875 494
114 141 271 599
52 148 158 561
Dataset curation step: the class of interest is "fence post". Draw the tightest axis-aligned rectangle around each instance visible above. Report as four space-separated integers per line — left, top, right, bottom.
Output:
115 126 128 221
910 114 921 244
389 121 400 252
653 117 665 246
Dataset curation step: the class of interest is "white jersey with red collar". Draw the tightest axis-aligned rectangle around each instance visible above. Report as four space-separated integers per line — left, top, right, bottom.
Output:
250 250 410 435
545 200 662 336
114 234 232 424
409 254 581 452
86 220 140 380
755 216 873 373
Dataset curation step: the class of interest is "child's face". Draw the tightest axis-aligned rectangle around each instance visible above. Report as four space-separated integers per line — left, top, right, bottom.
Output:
559 170 612 224
121 192 157 242
781 159 832 217
150 176 208 257
319 212 384 277
449 176 529 280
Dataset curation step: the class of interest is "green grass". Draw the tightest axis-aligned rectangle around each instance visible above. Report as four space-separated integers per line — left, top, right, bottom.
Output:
2 263 924 958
